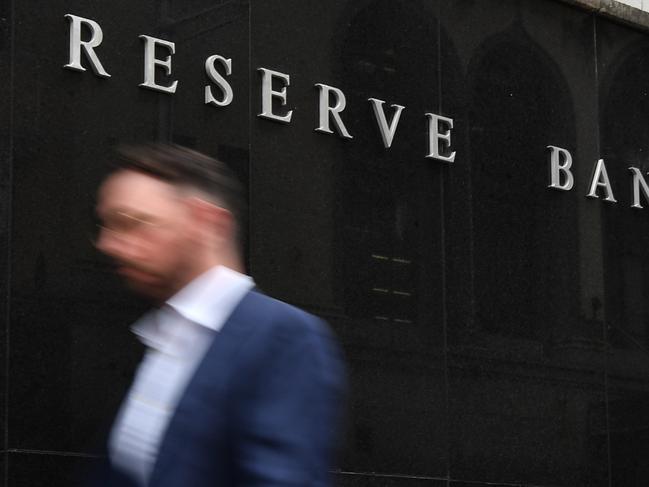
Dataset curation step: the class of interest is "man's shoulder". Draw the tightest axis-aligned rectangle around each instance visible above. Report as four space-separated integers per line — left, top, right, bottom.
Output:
229 289 338 354
238 289 323 327
227 289 345 386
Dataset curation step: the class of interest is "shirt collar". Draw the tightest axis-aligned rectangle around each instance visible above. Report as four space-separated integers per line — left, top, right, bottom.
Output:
131 265 254 350
166 265 254 330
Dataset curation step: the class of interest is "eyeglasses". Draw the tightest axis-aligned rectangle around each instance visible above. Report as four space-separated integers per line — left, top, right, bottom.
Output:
92 210 164 246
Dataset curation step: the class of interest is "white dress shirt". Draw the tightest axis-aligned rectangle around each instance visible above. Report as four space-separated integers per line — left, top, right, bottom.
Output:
108 265 254 486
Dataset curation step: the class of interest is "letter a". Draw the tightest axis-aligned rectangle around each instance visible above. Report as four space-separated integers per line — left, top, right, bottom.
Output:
587 159 617 203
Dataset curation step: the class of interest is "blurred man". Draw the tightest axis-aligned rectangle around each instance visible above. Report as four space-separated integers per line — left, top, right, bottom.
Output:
93 143 346 487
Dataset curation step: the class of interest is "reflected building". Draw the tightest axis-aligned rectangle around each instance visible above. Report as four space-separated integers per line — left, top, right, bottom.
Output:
599 33 649 485
2 1 649 486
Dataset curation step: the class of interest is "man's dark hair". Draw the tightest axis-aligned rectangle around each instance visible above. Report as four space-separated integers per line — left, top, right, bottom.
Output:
115 142 246 241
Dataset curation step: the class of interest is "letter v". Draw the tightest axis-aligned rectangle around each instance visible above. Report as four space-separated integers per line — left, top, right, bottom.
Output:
368 98 405 149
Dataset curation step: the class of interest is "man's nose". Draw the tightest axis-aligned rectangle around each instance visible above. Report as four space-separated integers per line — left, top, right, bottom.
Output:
95 229 135 261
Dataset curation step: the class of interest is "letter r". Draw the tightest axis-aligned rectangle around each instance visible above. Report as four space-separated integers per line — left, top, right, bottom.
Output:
63 14 110 78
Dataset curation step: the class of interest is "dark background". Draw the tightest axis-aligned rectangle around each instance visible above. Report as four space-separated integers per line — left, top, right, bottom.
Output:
0 0 648 485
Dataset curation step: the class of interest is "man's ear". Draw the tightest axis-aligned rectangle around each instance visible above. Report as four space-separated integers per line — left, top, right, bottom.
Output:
188 197 234 245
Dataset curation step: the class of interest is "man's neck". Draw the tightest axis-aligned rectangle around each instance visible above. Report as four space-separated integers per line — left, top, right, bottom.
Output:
173 253 244 299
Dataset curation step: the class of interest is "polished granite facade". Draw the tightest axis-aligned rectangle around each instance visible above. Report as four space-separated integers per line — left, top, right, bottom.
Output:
1 0 649 485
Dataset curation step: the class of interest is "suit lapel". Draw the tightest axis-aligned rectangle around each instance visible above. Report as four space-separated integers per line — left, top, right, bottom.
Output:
147 290 262 485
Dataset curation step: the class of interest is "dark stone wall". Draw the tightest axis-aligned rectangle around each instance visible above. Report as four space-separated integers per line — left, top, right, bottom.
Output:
1 1 649 486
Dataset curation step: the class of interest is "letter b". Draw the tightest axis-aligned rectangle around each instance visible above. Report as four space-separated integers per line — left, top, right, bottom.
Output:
547 145 574 191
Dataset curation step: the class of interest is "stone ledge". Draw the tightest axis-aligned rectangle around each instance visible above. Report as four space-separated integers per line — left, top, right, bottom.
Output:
558 0 649 30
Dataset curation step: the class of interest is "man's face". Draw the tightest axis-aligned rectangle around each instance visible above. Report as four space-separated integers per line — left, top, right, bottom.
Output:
95 169 193 302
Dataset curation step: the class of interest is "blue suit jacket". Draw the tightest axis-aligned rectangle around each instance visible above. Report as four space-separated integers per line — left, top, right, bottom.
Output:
96 289 347 487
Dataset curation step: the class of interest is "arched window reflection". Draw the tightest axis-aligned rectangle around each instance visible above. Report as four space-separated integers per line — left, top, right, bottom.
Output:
467 27 578 344
335 0 443 344
600 39 649 486
332 0 456 474
601 43 649 350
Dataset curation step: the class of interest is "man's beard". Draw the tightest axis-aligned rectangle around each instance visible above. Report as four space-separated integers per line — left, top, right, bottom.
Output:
116 261 176 304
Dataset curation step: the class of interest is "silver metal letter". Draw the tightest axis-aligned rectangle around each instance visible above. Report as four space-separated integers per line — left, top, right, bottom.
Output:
629 167 649 209
587 159 617 203
205 55 233 107
257 68 292 123
368 98 405 149
63 14 110 78
139 35 178 94
547 145 574 191
425 113 456 163
315 83 353 139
